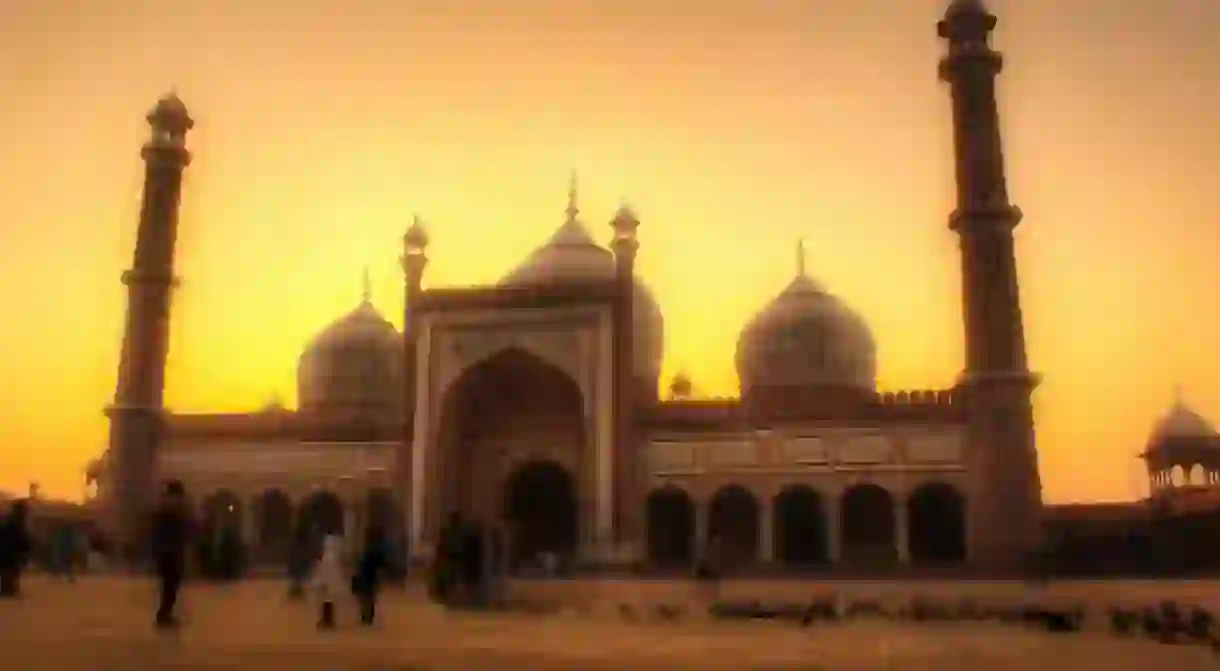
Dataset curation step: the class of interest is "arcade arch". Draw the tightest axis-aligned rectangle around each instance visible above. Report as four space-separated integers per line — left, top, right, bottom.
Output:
839 483 896 566
299 489 345 537
252 488 293 562
906 482 966 564
644 485 696 567
772 485 828 566
707 484 761 566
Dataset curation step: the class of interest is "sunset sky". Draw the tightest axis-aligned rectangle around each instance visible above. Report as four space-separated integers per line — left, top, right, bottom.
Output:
1 0 1217 502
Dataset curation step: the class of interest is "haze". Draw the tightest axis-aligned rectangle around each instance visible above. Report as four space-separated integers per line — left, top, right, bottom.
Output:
1 0 1217 502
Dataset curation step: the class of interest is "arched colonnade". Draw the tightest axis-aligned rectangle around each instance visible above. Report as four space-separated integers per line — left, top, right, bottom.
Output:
644 481 968 569
191 485 404 569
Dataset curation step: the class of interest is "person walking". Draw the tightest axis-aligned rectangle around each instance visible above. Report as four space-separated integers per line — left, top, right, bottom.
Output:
313 533 345 629
352 526 388 625
0 500 31 598
151 481 192 629
460 519 486 608
430 512 465 604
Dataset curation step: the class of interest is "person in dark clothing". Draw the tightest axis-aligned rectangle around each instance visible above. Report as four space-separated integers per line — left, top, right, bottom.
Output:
460 520 486 607
150 481 192 629
352 526 388 625
430 512 465 604
0 500 31 598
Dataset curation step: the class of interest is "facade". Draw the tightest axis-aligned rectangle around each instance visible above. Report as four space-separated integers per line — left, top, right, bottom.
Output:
96 0 1047 573
1038 398 1220 576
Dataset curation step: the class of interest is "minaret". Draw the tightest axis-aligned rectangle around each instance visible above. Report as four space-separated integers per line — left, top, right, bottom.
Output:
105 92 194 559
610 202 640 552
938 0 1043 570
399 214 429 550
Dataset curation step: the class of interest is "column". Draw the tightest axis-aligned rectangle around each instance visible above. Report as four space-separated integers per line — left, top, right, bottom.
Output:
759 500 774 563
243 502 259 548
344 502 359 556
826 497 841 564
694 500 708 559
895 499 910 564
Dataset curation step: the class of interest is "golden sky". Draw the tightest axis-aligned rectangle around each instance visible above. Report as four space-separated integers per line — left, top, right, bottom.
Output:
1 0 1217 502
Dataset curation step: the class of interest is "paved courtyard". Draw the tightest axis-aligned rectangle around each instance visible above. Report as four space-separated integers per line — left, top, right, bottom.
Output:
0 576 1217 670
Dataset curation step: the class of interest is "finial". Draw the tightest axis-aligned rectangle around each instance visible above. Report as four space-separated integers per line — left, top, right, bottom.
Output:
361 267 372 303
796 238 807 277
1173 384 1185 407
566 169 579 222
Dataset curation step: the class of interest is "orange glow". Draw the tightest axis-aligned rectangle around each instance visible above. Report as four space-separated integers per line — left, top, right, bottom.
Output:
2 0 1218 502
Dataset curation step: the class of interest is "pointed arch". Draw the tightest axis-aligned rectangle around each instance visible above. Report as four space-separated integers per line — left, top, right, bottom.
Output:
906 482 966 564
773 485 828 566
839 483 895 565
645 485 696 567
708 484 761 565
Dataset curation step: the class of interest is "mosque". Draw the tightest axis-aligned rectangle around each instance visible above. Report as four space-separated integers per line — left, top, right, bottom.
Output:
92 0 1120 575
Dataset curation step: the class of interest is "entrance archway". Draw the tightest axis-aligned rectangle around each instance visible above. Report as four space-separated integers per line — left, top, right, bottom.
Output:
437 346 585 537
503 460 578 567
708 484 761 566
645 486 696 567
773 485 828 566
840 483 896 566
907 482 966 564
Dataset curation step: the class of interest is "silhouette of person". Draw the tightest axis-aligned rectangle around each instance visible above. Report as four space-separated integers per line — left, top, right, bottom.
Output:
150 480 192 628
352 525 388 625
485 524 505 606
313 533 344 629
460 519 486 607
432 511 465 604
0 500 31 598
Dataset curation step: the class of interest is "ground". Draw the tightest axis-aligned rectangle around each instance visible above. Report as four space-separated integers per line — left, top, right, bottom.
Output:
1 576 1218 670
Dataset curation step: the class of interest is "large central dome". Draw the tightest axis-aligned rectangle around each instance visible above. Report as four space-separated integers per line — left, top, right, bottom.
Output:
297 280 404 417
499 185 664 383
736 246 876 394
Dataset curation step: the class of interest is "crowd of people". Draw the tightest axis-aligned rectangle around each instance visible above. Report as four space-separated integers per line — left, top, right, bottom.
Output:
149 480 393 630
0 481 728 633
428 512 505 608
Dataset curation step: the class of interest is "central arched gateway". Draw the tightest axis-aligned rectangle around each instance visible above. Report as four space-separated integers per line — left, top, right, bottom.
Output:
503 459 579 567
433 346 587 556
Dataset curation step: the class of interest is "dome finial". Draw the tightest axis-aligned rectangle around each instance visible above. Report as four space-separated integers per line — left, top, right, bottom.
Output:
796 238 807 277
1174 383 1185 407
566 169 579 222
361 266 372 304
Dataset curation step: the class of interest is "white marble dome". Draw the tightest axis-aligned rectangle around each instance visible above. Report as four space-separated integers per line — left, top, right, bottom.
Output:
500 215 664 382
298 298 404 416
736 270 876 394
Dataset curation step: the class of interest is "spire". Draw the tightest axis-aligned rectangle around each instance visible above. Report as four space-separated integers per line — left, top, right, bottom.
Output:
565 169 579 222
1173 384 1185 408
796 238 807 277
361 266 372 304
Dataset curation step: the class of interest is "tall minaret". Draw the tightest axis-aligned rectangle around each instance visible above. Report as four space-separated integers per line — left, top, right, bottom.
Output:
938 0 1043 571
610 201 640 551
105 92 194 559
400 214 429 553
